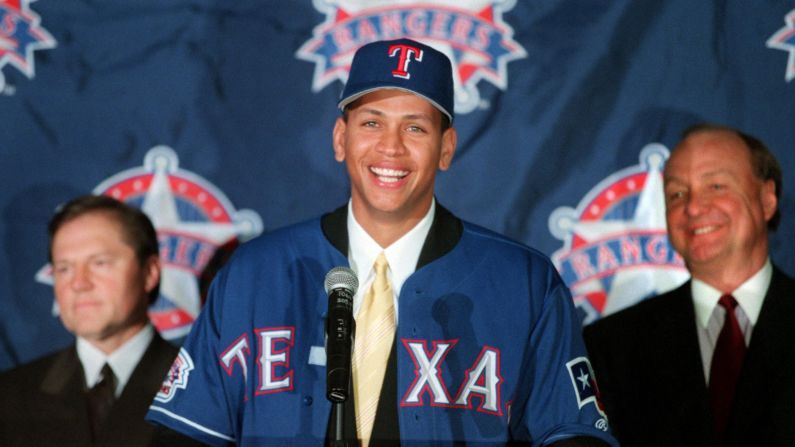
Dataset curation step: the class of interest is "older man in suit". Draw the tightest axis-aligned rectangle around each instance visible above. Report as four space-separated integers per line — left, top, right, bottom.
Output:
0 195 199 446
584 124 795 447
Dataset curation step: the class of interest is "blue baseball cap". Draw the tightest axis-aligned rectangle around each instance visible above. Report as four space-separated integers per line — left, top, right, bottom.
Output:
338 38 454 123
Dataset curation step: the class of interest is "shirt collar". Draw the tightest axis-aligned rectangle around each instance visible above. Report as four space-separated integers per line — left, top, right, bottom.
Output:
347 198 435 297
76 324 155 396
691 258 772 328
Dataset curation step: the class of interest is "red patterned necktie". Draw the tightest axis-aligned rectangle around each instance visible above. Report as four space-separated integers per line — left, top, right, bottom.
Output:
708 294 746 445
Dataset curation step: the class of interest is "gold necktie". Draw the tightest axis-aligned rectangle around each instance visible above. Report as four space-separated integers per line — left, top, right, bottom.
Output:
353 252 395 446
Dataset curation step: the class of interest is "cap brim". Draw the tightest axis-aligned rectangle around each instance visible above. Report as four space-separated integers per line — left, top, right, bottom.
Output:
338 86 453 123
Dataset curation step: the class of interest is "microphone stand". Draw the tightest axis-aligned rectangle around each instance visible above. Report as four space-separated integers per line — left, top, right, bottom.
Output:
330 401 349 447
327 374 353 446
326 308 354 446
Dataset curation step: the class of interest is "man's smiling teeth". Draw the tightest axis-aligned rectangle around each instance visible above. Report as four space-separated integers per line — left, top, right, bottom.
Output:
371 166 408 183
693 225 718 235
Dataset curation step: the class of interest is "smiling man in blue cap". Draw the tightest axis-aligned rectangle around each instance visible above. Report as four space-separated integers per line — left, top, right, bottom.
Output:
146 38 617 447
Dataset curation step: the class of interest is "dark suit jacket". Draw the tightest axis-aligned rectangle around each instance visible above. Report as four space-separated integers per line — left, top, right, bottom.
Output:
0 331 196 447
583 266 795 447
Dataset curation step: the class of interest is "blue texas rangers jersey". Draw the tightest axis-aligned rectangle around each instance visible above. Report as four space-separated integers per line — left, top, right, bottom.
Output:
146 213 617 446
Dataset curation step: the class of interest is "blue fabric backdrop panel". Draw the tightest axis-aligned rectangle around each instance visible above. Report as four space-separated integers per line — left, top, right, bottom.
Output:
1 0 794 370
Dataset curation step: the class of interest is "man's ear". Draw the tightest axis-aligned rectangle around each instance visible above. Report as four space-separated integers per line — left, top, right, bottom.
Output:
143 255 160 296
332 117 347 163
761 179 778 223
438 127 457 171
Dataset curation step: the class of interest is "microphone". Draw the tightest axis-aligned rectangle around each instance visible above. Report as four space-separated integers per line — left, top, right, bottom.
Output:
324 266 358 403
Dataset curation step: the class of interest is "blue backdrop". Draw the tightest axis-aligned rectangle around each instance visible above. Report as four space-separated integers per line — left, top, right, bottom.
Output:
2 0 794 371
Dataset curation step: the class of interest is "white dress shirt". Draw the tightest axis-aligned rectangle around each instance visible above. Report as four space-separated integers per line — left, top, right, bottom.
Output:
692 259 772 382
347 198 435 323
76 324 155 397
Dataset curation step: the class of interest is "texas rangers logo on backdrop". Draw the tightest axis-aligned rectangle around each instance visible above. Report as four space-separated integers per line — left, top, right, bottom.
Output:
36 146 263 339
766 8 795 82
296 0 526 114
548 144 689 324
0 0 56 93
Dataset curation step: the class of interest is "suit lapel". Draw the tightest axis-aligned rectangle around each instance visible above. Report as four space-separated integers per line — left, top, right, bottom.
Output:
728 267 795 445
661 284 709 394
41 346 84 394
668 286 712 442
639 283 712 445
742 267 795 354
40 347 94 445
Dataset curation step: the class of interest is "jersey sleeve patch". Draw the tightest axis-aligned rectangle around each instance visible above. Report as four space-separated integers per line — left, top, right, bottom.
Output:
155 347 195 403
566 356 608 428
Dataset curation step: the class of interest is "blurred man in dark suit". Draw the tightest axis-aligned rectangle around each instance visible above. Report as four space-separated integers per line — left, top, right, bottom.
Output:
0 195 199 446
584 124 795 446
